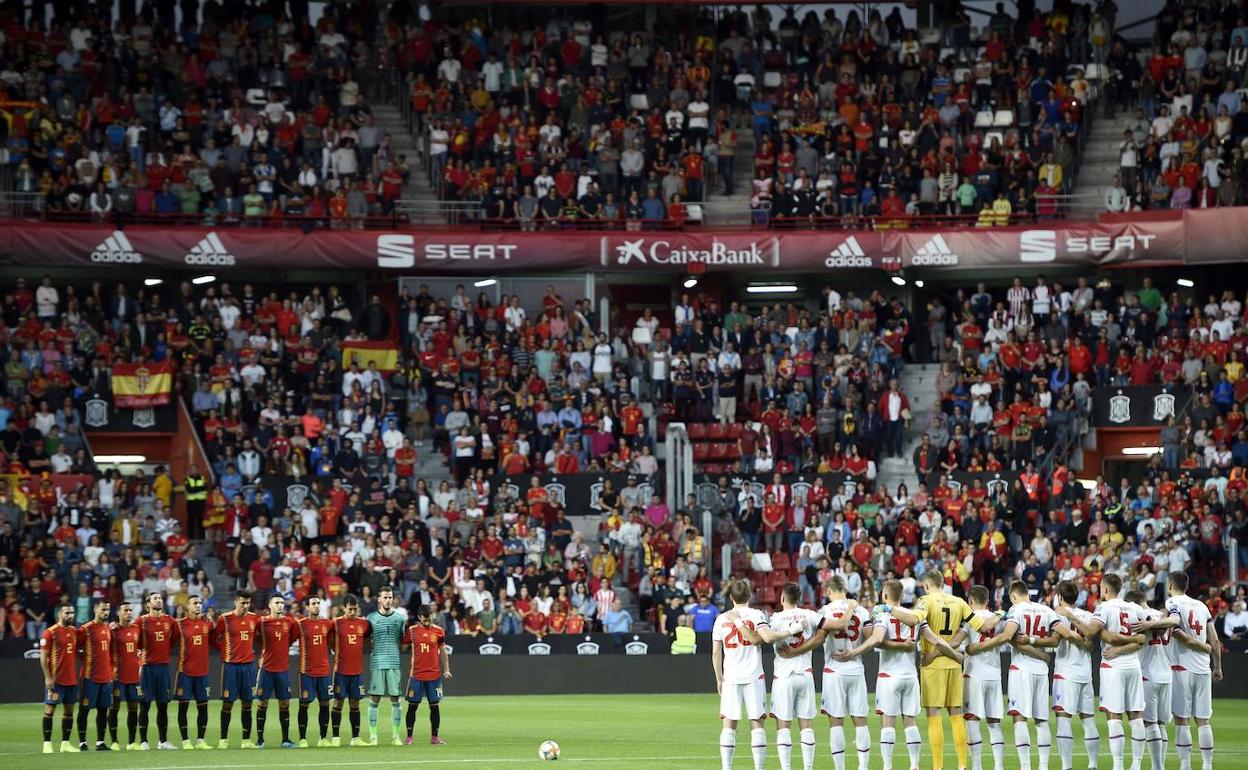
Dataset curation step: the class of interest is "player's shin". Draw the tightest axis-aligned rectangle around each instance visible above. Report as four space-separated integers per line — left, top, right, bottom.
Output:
156 702 169 743
126 704 137 744
905 723 923 770
987 721 1006 770
107 703 119 744
776 726 793 770
719 727 736 770
96 707 108 744
317 701 330 740
1198 723 1213 770
1014 720 1033 770
968 718 985 770
77 706 89 745
406 703 419 738
196 702 208 741
750 726 767 770
330 703 342 738
348 703 361 738
240 703 252 739
1108 717 1126 770
177 701 190 741
1056 716 1074 770
42 711 53 742
429 704 440 738
800 727 815 770
297 702 309 739
1129 718 1146 770
829 720 846 770
139 701 150 742
219 701 232 740
279 703 291 743
930 716 946 770
1082 716 1100 770
855 723 871 770
880 725 897 770
255 703 267 744
953 713 971 769
1146 723 1164 770
1036 720 1052 770
62 710 74 742
1176 721 1193 770
390 700 402 735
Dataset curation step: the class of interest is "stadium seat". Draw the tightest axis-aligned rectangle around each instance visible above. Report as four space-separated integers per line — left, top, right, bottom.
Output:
707 422 727 440
687 422 707 440
726 423 743 439
768 570 788 587
771 552 791 571
756 586 779 606
993 109 1016 127
974 111 994 128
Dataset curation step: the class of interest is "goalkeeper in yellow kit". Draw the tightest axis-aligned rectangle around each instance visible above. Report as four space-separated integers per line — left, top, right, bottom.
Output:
889 570 986 770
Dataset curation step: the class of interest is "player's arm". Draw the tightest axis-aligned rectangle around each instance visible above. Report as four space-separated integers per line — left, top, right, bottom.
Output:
778 625 829 658
823 602 860 631
1132 615 1179 634
966 619 1020 654
440 641 452 679
1055 606 1102 639
1208 621 1223 682
1102 641 1143 659
1051 621 1094 651
919 623 964 664
738 615 783 644
888 602 922 627
1172 628 1212 654
835 624 885 660
711 639 725 695
38 640 52 686
1014 642 1053 663
1100 625 1146 646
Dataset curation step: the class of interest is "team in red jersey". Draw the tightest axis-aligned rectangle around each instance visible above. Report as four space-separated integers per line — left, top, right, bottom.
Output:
75 602 115 750
40 604 80 753
213 592 259 748
331 595 370 745
255 596 298 747
136 593 179 748
175 596 213 747
402 605 452 745
109 603 142 749
296 596 335 746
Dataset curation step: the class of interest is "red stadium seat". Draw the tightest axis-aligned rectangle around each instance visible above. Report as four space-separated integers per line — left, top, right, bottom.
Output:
707 422 727 440
687 422 707 440
769 570 787 587
756 586 779 606
771 552 791 571
726 423 743 439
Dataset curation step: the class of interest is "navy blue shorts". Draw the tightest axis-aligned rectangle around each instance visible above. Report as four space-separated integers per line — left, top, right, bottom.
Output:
45 683 77 707
256 670 291 701
176 673 210 702
405 677 443 705
80 680 113 709
140 664 171 704
300 674 332 703
333 673 365 700
221 663 256 703
113 682 142 702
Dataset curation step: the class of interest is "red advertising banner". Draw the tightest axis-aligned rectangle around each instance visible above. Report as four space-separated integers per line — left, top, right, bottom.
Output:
0 213 1228 272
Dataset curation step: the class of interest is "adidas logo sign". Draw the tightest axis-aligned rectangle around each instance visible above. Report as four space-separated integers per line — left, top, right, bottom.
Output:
824 236 873 268
90 231 143 263
910 234 959 266
184 232 238 266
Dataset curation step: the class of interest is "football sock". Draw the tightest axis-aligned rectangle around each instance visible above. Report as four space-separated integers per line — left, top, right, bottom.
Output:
1037 721 1052 770
1146 723 1164 770
1083 716 1100 770
880 727 897 770
298 703 309 740
406 704 418 738
390 701 402 734
348 706 360 738
969 719 985 770
751 726 767 770
930 718 946 770
719 728 735 770
429 705 440 737
800 727 816 770
156 703 168 742
178 702 190 741
240 704 252 739
831 724 846 770
42 714 53 742
139 702 150 742
318 701 330 739
1129 718 1146 770
107 703 119 744
856 724 872 770
61 714 73 742
256 705 267 743
1016 720 1033 770
77 707 89 744
953 715 970 770
367 702 379 731
196 702 208 740
220 702 232 740
1177 723 1193 770
1198 724 1214 770
330 705 341 738
988 721 1006 770
776 727 792 770
1057 718 1074 770
905 724 923 769
279 705 290 743
1108 718 1125 770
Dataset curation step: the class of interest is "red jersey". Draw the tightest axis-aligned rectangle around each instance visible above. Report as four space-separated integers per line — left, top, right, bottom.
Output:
332 617 370 676
176 617 213 677
297 617 334 677
77 620 114 684
41 624 80 686
213 612 260 664
138 613 179 665
258 615 298 672
403 623 445 681
111 623 142 683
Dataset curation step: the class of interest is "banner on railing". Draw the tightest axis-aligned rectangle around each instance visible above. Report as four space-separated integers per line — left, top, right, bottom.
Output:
0 214 1217 272
690 472 855 511
111 361 174 408
491 473 660 516
1092 385 1193 428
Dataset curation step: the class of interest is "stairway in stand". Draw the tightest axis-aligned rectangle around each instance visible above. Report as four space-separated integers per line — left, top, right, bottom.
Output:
876 363 942 496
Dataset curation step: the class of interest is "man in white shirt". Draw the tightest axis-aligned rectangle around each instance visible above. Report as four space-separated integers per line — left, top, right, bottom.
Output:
959 585 1009 770
35 276 59 321
1050 581 1100 770
1128 589 1175 770
768 583 825 770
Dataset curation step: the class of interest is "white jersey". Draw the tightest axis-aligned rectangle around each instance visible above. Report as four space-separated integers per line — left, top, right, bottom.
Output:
1006 600 1060 675
1166 594 1213 675
822 600 873 675
1138 606 1174 684
771 607 824 679
964 608 1004 681
875 609 918 679
1054 606 1094 683
713 607 770 684
1094 597 1145 670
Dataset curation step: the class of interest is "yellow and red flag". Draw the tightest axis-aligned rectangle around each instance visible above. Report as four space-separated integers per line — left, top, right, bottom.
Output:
341 340 399 373
111 361 174 408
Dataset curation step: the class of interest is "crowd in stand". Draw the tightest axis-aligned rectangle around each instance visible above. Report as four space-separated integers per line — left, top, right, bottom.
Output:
0 267 1244 644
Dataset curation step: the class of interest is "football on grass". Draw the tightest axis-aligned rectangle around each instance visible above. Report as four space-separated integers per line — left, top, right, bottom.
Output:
539 739 561 760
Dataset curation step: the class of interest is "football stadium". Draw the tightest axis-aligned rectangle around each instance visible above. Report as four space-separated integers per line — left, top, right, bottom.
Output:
1 0 1247 767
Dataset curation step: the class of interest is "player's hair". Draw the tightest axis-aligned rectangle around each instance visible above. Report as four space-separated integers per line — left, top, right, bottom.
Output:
1008 580 1030 599
727 579 752 605
378 585 395 596
1169 571 1189 593
1057 580 1079 606
236 590 253 601
58 602 74 615
1124 589 1145 604
882 579 902 602
968 585 990 606
344 594 360 607
146 591 163 603
416 604 434 619
1102 573 1123 597
825 574 847 595
922 570 944 588
782 583 801 605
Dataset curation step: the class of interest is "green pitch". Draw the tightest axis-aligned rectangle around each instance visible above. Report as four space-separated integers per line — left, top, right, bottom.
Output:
3 695 1247 768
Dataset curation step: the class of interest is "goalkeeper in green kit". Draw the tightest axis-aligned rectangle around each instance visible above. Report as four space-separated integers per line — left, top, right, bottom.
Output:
366 586 408 745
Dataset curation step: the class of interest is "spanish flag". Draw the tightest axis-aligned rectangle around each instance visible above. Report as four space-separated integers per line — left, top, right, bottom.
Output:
341 340 399 373
111 361 174 408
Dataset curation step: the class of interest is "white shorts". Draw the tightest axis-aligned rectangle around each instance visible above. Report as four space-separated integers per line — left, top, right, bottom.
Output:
964 677 1004 721
876 676 920 718
1052 676 1095 717
721 678 768 722
1170 670 1212 720
1007 668 1050 720
821 670 869 719
771 675 817 722
1098 667 1145 715
1144 680 1173 724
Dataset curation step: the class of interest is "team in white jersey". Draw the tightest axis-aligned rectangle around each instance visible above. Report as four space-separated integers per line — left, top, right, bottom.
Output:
961 586 1008 770
1134 591 1174 770
769 584 826 770
1053 581 1101 770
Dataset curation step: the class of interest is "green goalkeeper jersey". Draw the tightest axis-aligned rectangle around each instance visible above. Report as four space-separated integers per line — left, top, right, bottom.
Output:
367 609 407 670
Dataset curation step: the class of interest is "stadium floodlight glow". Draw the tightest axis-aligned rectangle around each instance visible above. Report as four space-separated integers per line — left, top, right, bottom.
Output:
94 454 147 463
914 279 925 288
1121 446 1162 456
746 284 798 294
473 278 497 288
682 277 699 289
144 278 163 287
1177 278 1195 288
192 274 216 285
890 275 907 286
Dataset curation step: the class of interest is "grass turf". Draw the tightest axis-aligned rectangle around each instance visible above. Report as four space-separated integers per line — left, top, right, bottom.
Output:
1 695 1245 768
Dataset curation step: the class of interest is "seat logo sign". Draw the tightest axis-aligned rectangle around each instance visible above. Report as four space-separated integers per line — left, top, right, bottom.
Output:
377 234 517 268
1020 230 1158 262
